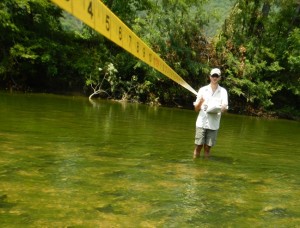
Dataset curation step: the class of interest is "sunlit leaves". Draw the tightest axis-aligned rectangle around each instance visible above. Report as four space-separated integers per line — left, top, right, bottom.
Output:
10 43 38 60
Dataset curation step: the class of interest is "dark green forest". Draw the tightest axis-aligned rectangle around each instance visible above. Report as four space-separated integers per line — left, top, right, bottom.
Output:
0 0 299 119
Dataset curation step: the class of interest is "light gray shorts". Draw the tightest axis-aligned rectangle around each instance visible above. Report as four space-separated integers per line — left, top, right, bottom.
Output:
195 127 218 147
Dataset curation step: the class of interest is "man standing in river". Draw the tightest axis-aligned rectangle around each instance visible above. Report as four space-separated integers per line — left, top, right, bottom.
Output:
193 68 228 158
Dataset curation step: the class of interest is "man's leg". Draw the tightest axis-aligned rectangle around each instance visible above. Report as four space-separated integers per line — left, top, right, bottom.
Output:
204 144 211 158
204 129 218 158
194 127 206 158
193 144 203 158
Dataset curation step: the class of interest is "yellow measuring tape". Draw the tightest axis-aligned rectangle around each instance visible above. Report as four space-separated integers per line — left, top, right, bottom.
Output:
49 0 197 95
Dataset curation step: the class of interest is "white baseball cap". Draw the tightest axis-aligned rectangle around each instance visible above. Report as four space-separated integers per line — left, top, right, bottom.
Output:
210 68 221 76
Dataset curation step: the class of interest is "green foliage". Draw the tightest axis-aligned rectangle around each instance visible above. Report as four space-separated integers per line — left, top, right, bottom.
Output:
0 0 298 118
285 28 300 95
133 0 214 105
203 0 236 37
87 62 119 99
216 0 300 116
10 43 39 60
0 0 68 90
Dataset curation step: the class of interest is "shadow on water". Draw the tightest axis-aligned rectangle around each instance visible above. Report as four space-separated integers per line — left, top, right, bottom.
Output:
0 194 17 210
95 204 127 215
193 155 237 165
208 155 238 165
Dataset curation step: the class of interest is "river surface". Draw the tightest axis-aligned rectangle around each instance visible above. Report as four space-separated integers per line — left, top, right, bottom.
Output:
0 92 299 227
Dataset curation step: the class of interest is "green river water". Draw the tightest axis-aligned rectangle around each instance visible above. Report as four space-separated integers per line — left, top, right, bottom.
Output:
0 92 299 227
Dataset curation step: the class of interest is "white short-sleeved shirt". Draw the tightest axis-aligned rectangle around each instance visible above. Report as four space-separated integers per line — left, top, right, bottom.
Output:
194 84 228 130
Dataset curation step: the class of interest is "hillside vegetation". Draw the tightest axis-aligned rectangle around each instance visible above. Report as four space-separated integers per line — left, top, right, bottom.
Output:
203 0 236 37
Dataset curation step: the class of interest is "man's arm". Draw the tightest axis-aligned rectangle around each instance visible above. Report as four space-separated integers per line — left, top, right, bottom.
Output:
194 97 204 112
221 89 228 113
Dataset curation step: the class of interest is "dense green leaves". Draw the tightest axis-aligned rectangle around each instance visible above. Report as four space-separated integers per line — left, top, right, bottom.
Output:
215 0 299 117
0 0 299 118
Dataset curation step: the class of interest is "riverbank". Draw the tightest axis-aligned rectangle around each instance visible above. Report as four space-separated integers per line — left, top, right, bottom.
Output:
2 90 299 121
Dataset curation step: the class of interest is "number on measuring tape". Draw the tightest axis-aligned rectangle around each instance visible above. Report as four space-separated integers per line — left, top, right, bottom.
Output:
119 26 122 40
87 1 93 18
49 0 198 95
105 15 110 31
128 35 132 47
